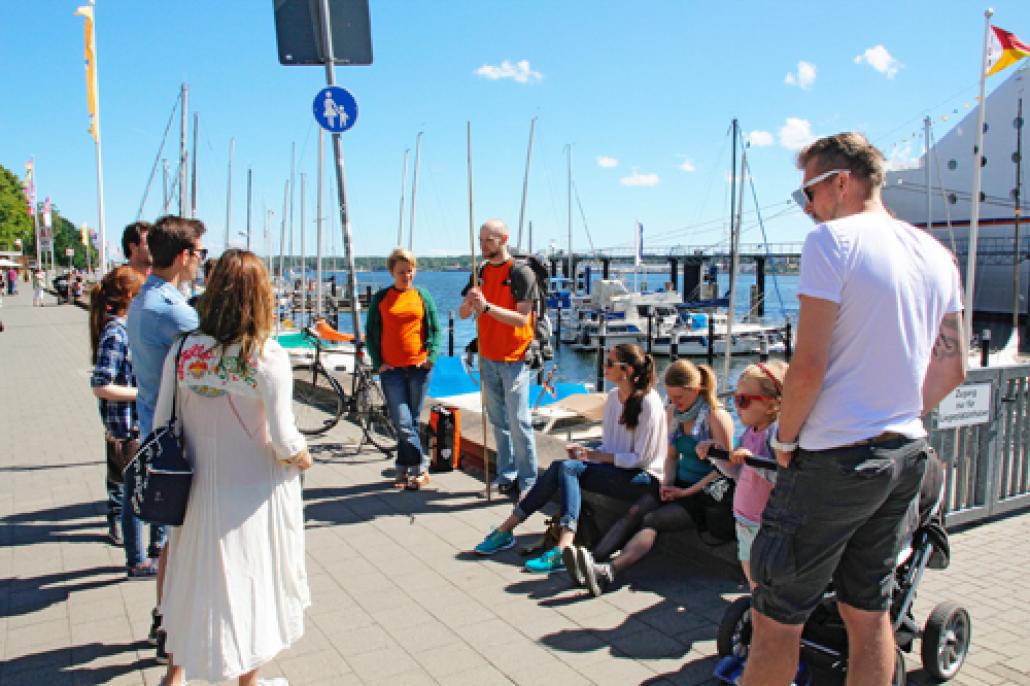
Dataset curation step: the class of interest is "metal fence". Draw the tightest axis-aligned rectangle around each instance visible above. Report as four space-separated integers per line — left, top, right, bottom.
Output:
927 364 1030 528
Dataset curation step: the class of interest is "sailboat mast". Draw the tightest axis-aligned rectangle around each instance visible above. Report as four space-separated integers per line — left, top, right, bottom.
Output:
397 148 409 247
300 173 306 326
922 117 936 233
517 116 537 252
178 83 188 217
226 138 234 249
566 144 572 278
724 119 741 382
409 131 423 251
317 128 325 317
191 112 198 218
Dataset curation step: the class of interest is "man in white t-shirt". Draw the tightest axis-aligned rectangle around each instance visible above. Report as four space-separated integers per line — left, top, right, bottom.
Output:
742 133 967 686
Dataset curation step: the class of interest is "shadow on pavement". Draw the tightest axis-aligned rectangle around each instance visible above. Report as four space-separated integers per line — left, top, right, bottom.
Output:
0 640 152 685
1 566 124 619
1 501 112 548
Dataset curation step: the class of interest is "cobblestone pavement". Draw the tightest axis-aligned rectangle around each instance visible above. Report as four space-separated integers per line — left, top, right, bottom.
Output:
1 288 1028 685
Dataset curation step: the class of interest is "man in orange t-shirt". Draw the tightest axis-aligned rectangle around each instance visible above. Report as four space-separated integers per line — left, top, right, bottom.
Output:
461 218 540 496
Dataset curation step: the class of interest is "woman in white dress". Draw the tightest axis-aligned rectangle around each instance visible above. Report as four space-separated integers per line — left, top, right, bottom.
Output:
155 249 312 686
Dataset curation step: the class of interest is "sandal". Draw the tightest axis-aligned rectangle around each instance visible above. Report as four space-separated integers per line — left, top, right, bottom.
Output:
406 473 430 490
392 472 408 489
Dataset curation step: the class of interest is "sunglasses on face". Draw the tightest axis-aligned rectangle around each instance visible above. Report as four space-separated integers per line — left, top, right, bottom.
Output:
190 247 209 261
605 358 625 369
734 393 774 409
791 168 848 207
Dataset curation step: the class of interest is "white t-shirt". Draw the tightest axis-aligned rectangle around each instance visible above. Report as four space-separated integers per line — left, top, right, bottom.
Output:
797 212 963 450
600 387 667 482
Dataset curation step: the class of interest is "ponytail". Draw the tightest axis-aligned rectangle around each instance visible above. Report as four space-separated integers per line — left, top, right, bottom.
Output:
696 364 721 409
615 344 657 429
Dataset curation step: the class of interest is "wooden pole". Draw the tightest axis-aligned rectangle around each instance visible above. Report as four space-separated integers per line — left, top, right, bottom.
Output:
468 121 490 501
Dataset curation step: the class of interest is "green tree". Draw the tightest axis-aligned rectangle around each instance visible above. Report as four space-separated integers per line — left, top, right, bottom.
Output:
0 164 34 254
49 205 98 271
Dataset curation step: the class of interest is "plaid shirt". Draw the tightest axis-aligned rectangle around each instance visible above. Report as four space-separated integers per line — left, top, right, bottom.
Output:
90 316 138 438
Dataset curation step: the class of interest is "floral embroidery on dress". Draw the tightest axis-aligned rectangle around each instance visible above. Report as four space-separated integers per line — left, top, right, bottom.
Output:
177 341 259 395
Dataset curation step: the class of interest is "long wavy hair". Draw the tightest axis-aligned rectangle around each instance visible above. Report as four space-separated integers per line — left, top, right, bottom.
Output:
89 266 144 362
613 343 657 429
196 249 273 372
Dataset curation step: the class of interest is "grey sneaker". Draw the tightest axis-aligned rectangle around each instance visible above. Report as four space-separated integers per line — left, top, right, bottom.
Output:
563 546 585 587
578 547 613 597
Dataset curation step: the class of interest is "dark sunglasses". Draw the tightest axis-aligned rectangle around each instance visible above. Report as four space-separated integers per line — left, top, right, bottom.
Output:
605 358 625 369
190 247 209 261
734 393 774 409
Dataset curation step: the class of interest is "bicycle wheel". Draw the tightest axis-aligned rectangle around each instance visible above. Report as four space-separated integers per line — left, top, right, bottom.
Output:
291 364 345 435
357 375 399 454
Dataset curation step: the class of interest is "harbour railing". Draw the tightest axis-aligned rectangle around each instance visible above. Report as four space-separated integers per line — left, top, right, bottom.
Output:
927 363 1030 528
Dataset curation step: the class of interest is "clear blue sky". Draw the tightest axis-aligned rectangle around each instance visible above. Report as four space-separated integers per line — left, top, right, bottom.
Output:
3 1 1030 261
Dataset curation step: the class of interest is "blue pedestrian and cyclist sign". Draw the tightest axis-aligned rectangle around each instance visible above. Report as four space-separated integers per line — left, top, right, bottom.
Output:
312 86 357 132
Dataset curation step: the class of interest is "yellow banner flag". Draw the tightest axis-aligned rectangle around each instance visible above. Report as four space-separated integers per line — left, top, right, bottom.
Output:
75 5 99 143
81 224 90 247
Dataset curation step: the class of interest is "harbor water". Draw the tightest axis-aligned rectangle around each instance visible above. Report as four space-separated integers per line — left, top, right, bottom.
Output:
289 269 800 393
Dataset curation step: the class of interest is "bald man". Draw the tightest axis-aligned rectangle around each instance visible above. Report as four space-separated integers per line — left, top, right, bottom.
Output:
460 219 540 496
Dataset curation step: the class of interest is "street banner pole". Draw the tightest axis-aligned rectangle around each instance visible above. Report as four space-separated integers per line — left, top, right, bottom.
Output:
318 0 363 342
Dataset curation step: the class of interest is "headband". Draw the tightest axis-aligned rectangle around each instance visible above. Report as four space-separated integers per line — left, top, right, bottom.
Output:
755 362 782 395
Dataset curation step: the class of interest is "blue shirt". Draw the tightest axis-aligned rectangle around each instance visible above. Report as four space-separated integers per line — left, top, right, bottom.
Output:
90 316 138 438
127 275 198 436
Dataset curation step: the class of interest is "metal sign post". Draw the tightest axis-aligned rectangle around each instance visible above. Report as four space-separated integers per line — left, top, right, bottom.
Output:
317 0 363 343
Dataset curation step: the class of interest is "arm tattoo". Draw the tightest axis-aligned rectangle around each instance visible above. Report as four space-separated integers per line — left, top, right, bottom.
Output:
932 314 961 360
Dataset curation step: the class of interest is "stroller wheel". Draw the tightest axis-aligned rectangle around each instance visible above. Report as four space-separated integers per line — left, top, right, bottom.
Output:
717 596 753 658
921 602 972 682
892 645 907 686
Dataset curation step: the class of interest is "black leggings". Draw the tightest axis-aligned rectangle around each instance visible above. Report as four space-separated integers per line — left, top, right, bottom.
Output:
592 488 718 560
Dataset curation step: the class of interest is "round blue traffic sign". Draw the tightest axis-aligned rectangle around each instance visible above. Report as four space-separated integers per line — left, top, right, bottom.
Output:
312 86 357 133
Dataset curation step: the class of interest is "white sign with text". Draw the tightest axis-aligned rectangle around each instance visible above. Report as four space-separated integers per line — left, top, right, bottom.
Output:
937 383 992 429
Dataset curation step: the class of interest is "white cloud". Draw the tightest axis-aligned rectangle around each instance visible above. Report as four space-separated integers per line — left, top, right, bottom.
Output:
884 141 921 171
620 170 660 187
678 159 696 172
474 59 543 84
779 117 816 151
784 60 816 89
596 156 618 168
853 45 901 78
749 130 775 147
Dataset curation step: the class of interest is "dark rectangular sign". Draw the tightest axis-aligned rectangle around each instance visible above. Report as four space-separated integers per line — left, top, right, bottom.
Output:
273 0 373 66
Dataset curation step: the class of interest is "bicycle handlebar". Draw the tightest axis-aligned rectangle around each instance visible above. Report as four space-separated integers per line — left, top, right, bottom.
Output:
705 445 779 470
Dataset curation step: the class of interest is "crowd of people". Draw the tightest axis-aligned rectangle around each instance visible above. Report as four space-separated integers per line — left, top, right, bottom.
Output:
71 131 969 686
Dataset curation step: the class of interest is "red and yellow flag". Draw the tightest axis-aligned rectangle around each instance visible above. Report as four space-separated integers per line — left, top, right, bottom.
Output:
75 4 100 142
986 25 1030 77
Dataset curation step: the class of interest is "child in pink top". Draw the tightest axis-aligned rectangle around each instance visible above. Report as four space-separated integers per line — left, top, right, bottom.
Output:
698 360 787 588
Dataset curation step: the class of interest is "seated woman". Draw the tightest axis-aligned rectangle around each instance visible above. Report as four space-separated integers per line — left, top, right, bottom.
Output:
568 359 734 596
473 343 667 574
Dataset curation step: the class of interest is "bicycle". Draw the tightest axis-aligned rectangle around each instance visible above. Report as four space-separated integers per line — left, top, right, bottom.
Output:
290 320 398 455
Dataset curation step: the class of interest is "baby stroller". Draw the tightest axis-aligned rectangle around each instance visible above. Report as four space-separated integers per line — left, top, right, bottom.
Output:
714 450 970 685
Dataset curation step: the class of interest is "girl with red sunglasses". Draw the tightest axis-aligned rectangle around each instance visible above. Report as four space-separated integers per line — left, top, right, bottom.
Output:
698 360 788 588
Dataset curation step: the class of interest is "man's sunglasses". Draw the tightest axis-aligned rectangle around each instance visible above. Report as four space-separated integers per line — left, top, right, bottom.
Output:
190 247 209 261
734 393 774 409
791 168 848 207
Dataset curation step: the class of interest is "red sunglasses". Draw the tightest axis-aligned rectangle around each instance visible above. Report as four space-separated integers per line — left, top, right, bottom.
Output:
734 393 774 409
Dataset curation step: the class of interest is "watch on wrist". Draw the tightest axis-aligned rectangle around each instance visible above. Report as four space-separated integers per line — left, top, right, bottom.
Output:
769 433 799 453
482 303 492 314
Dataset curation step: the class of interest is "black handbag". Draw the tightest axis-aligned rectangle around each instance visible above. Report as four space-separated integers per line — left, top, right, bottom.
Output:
123 336 193 526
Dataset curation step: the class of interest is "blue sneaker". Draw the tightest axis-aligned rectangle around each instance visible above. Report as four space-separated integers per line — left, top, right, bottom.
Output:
525 546 565 573
474 529 515 555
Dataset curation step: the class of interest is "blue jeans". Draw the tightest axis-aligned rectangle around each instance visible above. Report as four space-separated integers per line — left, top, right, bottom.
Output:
380 366 431 473
515 459 657 532
480 357 538 493
121 481 167 569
